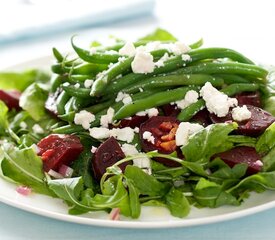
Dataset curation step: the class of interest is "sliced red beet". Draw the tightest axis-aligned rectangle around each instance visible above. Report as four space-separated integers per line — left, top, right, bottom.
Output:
210 105 275 137
92 137 128 181
190 108 212 127
37 134 83 172
213 146 262 175
118 115 149 128
139 116 181 167
0 89 21 110
235 91 262 108
161 104 181 117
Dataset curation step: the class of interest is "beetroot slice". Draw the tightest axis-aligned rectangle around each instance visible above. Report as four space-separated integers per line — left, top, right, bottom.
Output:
118 115 148 128
210 105 275 137
161 104 181 117
139 116 181 167
190 108 212 127
37 134 83 172
235 91 262 108
0 90 21 110
213 146 262 175
92 137 128 181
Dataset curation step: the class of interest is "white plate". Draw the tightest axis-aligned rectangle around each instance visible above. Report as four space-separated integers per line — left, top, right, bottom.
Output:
1 57 275 229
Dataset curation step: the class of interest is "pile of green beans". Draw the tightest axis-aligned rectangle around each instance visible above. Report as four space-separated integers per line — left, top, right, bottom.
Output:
50 37 268 134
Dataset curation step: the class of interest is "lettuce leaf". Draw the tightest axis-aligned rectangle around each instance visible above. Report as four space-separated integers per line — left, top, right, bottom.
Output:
19 83 49 121
181 123 238 163
0 70 49 91
139 28 177 42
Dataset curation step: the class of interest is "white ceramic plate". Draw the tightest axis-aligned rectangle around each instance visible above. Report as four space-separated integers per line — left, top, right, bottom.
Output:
1 57 275 229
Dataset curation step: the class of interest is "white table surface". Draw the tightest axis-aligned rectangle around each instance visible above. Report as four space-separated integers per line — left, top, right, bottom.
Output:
1 1 275 239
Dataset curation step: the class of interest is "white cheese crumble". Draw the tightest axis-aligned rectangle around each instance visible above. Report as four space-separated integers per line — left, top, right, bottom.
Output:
131 50 155 74
136 108 159 117
89 127 135 143
175 122 204 146
255 160 263 167
118 56 126 62
91 146 97 153
19 121 27 129
63 82 70 87
118 42 136 57
31 144 40 154
121 143 151 174
115 92 132 105
231 105 252 122
170 42 191 55
200 82 238 117
74 110 95 130
181 54 191 61
74 83 80 89
142 131 155 144
90 47 97 54
175 90 199 109
32 124 44 134
100 107 115 127
155 53 170 68
84 79 94 88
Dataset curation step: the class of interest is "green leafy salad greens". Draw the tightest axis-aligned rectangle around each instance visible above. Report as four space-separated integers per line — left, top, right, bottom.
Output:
0 28 275 219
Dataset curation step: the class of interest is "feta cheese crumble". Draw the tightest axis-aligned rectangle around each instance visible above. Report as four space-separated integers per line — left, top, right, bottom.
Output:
84 79 94 88
118 42 136 57
175 90 199 109
170 41 191 55
74 110 95 129
121 143 151 174
232 105 252 122
74 83 80 89
181 54 191 61
89 127 135 143
19 121 27 129
131 50 155 74
91 146 97 153
175 122 204 146
115 92 132 105
155 53 170 68
142 131 155 144
100 107 115 127
200 82 238 117
136 108 159 117
32 124 44 134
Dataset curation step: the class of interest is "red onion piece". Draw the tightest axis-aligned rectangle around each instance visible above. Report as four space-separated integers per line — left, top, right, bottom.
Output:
48 169 64 179
109 208 120 221
58 164 74 178
16 186 32 196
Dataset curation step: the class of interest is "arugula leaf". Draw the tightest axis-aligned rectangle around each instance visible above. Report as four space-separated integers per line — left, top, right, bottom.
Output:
139 28 177 42
165 187 190 218
262 147 275 172
124 165 169 197
0 145 53 196
228 171 275 195
181 123 238 163
193 178 238 208
256 123 275 155
19 83 48 121
126 178 141 218
0 70 49 91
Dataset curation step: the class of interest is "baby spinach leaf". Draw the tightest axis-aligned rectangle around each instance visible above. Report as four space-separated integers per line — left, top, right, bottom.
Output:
181 123 238 163
124 165 169 197
165 187 190 218
262 147 275 172
0 145 53 196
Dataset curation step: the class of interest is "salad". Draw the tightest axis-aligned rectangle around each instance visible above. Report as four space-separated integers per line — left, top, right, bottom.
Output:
0 28 275 220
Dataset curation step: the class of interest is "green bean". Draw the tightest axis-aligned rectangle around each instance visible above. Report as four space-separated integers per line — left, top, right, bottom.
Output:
64 97 75 113
56 91 71 115
68 75 92 83
121 74 223 94
113 86 198 121
52 47 64 62
50 74 67 92
58 112 75 122
62 84 91 98
84 99 115 114
177 99 205 121
51 62 108 75
177 83 260 121
52 124 85 134
90 49 168 96
72 37 121 64
104 48 258 96
174 62 268 80
213 74 250 84
221 83 259 95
